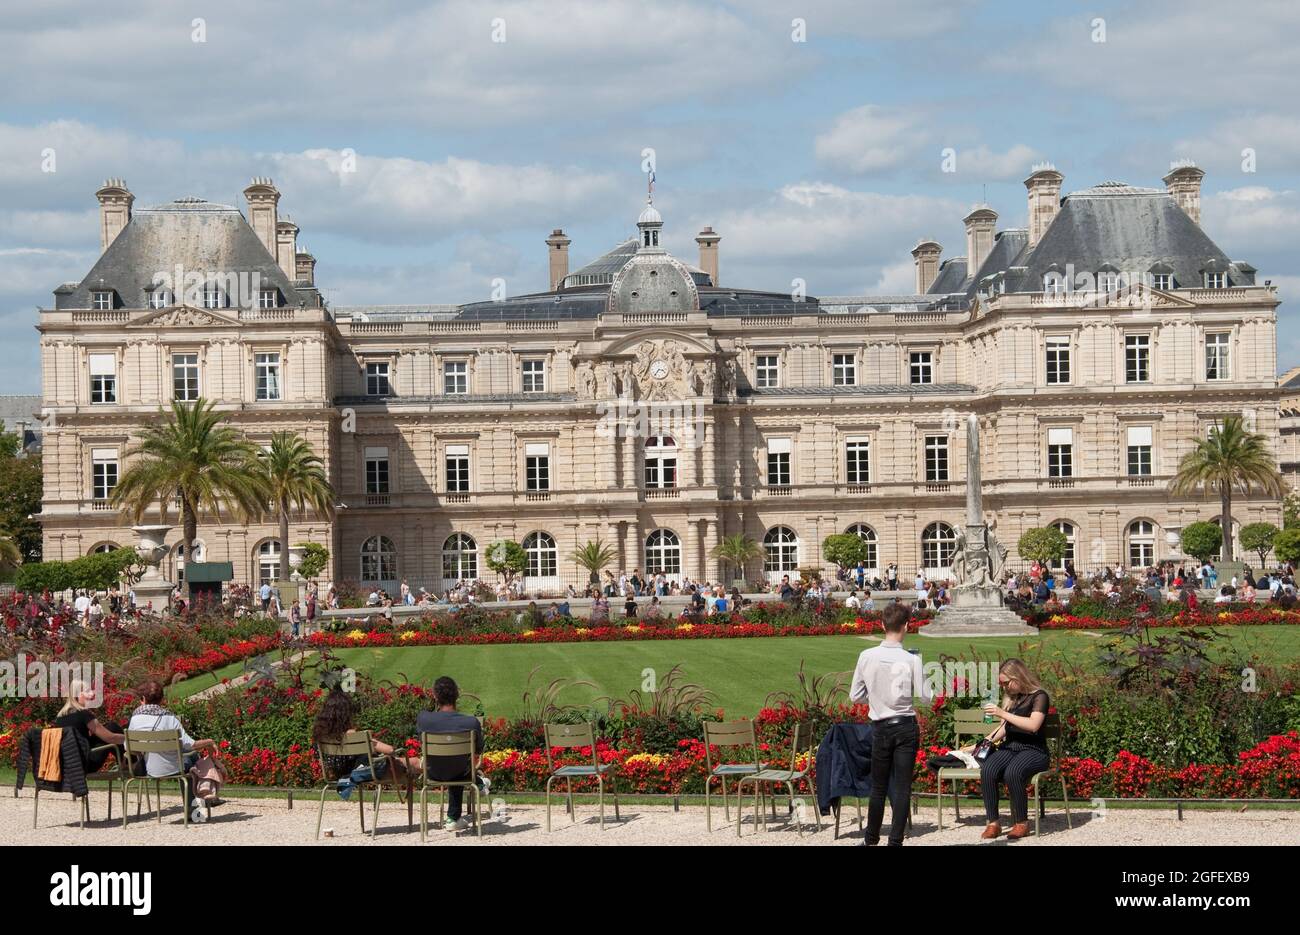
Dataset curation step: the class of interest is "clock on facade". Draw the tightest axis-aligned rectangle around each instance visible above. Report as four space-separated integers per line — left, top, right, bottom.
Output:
649 359 669 380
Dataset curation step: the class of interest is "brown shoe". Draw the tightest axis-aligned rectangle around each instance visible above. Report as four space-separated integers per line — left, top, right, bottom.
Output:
980 822 1001 839
1006 822 1031 840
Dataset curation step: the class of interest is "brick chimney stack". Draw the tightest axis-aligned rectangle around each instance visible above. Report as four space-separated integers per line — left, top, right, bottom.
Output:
695 226 721 285
910 240 942 294
545 229 571 291
95 179 133 252
243 177 281 257
1024 163 1064 248
1163 160 1205 225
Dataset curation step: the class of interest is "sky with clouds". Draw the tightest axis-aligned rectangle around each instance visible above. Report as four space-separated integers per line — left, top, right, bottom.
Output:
1 0 1298 393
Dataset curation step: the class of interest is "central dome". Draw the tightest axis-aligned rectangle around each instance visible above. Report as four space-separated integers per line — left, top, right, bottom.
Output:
608 253 699 314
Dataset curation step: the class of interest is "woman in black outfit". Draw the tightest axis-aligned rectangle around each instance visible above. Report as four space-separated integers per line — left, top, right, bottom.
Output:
978 659 1051 840
55 680 126 773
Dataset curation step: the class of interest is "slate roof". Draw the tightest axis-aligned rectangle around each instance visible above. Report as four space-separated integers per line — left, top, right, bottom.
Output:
0 395 41 451
928 257 969 294
564 237 711 288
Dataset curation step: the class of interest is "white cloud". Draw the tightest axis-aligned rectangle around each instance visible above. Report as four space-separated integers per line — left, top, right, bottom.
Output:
1201 186 1300 255
955 144 1043 181
1174 115 1300 175
815 105 920 174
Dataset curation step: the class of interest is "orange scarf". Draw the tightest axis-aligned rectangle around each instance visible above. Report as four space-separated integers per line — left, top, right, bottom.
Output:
38 727 63 783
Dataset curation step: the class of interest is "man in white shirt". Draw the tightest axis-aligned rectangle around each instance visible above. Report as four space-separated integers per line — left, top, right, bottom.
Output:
845 590 861 610
127 681 219 820
850 602 934 846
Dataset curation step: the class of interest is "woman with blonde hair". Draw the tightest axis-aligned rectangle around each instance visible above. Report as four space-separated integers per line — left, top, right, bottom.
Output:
55 679 126 773
977 658 1051 841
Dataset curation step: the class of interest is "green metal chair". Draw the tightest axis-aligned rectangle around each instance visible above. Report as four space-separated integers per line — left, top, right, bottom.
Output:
1029 714 1072 836
702 720 766 832
736 721 820 837
121 729 201 828
936 708 992 830
418 731 484 842
544 722 620 832
314 730 401 840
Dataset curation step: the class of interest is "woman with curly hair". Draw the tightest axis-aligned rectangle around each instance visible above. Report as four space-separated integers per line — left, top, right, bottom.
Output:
311 687 416 798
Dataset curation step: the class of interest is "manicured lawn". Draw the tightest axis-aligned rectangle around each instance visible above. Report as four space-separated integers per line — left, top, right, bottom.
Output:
168 625 1300 717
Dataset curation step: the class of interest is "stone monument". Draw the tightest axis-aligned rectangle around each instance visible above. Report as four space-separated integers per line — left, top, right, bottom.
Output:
920 415 1038 637
131 524 177 612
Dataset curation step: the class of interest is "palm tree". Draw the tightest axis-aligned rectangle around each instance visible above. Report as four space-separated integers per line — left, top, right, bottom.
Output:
569 538 616 587
1171 415 1285 562
258 432 335 582
111 400 268 586
709 533 763 584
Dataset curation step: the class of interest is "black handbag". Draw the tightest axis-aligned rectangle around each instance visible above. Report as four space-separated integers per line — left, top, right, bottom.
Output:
971 736 1001 762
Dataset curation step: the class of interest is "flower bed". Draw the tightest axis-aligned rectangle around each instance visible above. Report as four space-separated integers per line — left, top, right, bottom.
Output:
1037 607 1300 630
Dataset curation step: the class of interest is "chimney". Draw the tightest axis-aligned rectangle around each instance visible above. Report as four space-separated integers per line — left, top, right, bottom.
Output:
95 179 133 252
1024 163 1064 248
1163 160 1205 225
545 229 571 291
243 177 280 257
695 226 721 285
295 249 316 286
275 218 299 279
963 205 998 282
910 240 942 294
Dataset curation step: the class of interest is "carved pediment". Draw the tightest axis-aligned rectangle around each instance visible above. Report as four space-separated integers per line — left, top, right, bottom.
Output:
128 305 242 328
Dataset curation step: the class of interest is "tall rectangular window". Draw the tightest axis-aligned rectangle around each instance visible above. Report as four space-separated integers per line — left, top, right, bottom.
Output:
525 442 550 491
924 435 948 482
832 353 857 387
1205 332 1230 381
364 447 389 494
172 353 199 401
365 361 391 396
755 354 779 389
1047 427 1073 478
1127 426 1153 476
1125 334 1150 383
91 449 118 501
444 360 468 395
910 351 933 385
88 353 116 404
1045 337 1071 385
521 359 546 393
255 353 281 400
845 438 870 485
766 437 792 487
445 445 470 492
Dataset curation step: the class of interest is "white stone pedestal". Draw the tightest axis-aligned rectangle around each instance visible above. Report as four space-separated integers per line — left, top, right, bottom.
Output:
920 585 1039 638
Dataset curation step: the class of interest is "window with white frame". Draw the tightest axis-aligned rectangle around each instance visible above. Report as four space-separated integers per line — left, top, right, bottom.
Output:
92 291 113 310
366 361 391 396
257 540 281 585
91 448 118 501
1126 426 1153 476
148 289 170 309
845 523 878 568
1204 271 1226 289
443 360 468 395
441 533 477 581
1051 521 1076 568
258 288 277 309
1045 336 1071 385
755 354 779 389
1098 269 1119 294
1205 332 1230 381
444 444 470 492
202 284 224 309
766 437 791 487
521 358 546 393
1127 520 1155 567
921 522 957 569
1047 427 1074 478
832 353 857 387
644 435 677 488
645 529 682 575
909 350 933 385
525 442 550 491
1125 334 1150 383
255 352 281 400
1151 272 1173 290
924 435 948 482
1043 272 1065 296
88 353 116 404
523 531 558 578
172 353 199 401
360 535 396 582
763 526 799 573
845 436 870 485
364 446 390 494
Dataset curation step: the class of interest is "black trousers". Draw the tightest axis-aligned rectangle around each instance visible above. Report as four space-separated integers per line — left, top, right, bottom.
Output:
980 742 1049 823
866 717 918 846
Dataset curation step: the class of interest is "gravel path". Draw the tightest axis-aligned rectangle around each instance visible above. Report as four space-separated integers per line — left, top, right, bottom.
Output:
6 788 1296 846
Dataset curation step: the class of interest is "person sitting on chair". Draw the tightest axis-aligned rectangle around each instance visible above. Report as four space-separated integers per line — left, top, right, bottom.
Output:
55 679 126 773
415 677 486 833
977 659 1051 841
128 681 221 821
311 687 416 801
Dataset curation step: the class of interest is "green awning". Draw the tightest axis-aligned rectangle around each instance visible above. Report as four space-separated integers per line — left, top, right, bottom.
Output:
185 561 234 584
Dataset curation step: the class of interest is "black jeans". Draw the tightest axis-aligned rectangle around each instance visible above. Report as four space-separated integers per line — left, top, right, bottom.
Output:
866 716 918 846
980 742 1050 823
436 774 488 821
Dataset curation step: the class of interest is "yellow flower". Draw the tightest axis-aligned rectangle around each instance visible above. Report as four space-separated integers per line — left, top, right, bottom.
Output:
625 625 641 633
677 623 694 632
346 629 366 641
625 753 668 767
1217 612 1231 620
575 627 590 635
399 630 418 641
522 630 536 637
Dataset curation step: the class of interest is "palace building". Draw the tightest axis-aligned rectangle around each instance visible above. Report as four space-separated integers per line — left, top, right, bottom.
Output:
36 164 1285 592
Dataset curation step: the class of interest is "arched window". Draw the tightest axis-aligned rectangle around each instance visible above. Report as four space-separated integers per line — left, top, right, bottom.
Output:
645 529 681 575
1127 520 1155 568
257 540 281 586
441 534 477 583
90 542 119 555
1050 521 1076 569
643 435 678 489
523 531 558 578
921 522 957 571
764 526 799 574
360 535 397 582
844 524 878 570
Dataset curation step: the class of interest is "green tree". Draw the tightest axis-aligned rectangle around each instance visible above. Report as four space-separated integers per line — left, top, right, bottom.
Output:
1239 522 1279 568
822 533 869 575
1180 521 1223 563
1283 488 1300 530
1170 415 1285 562
1 526 24 576
110 400 268 590
485 540 527 586
296 542 330 579
1017 526 1069 566
1273 528 1300 565
709 534 763 583
0 429 43 563
258 432 335 582
568 538 616 586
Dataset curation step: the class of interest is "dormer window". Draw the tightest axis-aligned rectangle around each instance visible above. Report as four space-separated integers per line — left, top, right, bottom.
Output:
1043 272 1065 296
92 291 113 310
148 289 170 309
202 285 225 309
1152 273 1172 290
1204 271 1226 289
258 288 278 309
1097 268 1119 294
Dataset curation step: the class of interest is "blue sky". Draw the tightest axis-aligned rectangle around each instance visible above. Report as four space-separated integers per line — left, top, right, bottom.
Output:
1 0 1298 393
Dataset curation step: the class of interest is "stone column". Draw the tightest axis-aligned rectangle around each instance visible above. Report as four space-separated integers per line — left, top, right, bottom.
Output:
702 415 717 487
622 432 637 490
703 517 719 583
686 518 701 582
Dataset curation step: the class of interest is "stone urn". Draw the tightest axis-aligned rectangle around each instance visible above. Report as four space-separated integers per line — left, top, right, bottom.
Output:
131 524 176 610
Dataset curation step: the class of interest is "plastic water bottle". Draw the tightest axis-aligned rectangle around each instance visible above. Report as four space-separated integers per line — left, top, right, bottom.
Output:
983 686 999 724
